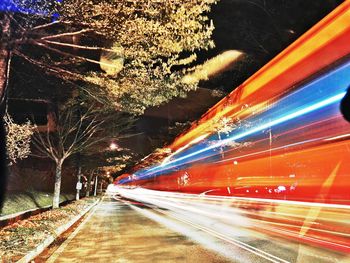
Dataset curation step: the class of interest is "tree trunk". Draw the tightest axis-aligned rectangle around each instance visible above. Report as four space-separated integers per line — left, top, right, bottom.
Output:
0 118 8 211
0 14 11 210
52 160 63 209
0 15 11 105
86 172 93 197
0 49 11 106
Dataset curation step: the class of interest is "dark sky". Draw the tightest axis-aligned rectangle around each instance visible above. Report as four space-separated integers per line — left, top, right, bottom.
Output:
197 0 344 92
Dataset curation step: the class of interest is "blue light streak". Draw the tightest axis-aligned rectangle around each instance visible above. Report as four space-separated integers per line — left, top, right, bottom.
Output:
153 93 344 169
118 91 346 185
118 59 350 185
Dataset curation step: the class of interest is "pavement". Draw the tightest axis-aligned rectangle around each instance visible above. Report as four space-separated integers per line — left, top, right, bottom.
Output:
16 199 99 263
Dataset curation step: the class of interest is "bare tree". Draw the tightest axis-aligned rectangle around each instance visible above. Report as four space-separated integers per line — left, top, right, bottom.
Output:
32 105 104 208
4 112 34 165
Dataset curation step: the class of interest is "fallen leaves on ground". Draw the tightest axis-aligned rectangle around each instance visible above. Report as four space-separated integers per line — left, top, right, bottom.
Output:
0 197 98 262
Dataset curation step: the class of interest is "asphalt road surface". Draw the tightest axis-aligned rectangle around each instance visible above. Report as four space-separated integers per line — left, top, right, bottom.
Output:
43 196 348 263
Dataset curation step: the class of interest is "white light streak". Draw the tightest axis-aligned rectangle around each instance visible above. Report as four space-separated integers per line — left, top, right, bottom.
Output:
325 133 350 141
146 92 345 175
114 188 350 258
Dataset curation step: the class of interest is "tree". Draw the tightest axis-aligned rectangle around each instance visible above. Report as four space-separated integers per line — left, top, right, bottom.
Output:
85 169 96 197
1 0 216 114
0 116 6 211
0 12 11 208
32 104 104 208
1 0 216 204
79 130 140 195
3 112 34 165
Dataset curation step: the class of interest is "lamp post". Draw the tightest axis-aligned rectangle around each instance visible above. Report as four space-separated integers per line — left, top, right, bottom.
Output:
94 175 98 196
76 171 82 200
76 154 82 200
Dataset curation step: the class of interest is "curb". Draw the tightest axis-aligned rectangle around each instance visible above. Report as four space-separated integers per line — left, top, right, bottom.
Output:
0 205 51 221
0 199 73 227
16 199 100 263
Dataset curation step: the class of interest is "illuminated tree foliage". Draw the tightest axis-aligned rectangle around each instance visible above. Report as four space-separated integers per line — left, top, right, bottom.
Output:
1 0 216 114
0 0 216 207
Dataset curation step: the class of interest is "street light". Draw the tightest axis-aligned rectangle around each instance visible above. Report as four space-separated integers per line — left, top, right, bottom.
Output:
109 142 118 151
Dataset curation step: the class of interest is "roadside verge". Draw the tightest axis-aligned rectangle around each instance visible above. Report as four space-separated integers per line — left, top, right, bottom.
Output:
0 197 100 262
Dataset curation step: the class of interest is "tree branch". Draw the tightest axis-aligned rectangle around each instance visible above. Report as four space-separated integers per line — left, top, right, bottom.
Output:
43 40 117 53
40 29 93 40
13 50 83 80
34 40 121 68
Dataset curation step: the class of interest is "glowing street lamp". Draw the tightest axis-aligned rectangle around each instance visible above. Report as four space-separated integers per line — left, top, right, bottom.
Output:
109 142 118 151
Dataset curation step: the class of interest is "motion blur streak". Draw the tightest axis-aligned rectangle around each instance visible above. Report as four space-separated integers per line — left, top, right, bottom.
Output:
116 1 350 257
139 91 345 176
115 188 350 262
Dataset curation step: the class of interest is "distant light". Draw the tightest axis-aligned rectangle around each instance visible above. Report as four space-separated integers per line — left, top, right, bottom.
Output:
277 186 286 192
233 160 238 165
110 142 119 150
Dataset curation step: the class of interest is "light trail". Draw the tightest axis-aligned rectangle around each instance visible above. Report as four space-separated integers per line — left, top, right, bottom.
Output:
135 92 345 181
118 197 290 263
325 133 350 141
112 187 350 210
159 209 290 263
114 3 350 257
113 187 350 260
124 59 350 184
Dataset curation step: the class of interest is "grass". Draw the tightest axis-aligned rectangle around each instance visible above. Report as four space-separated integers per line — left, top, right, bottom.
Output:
0 191 75 217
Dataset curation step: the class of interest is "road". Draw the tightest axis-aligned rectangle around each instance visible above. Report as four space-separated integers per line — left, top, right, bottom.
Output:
42 196 348 263
43 197 233 263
